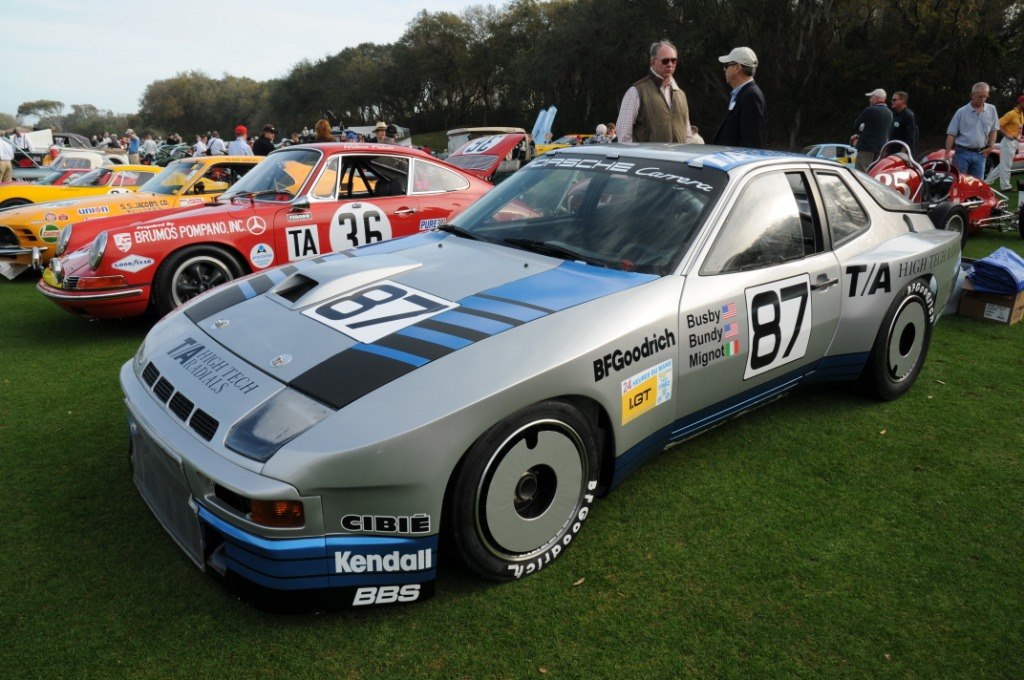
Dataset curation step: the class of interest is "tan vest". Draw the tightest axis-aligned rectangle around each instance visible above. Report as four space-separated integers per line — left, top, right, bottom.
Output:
633 73 690 143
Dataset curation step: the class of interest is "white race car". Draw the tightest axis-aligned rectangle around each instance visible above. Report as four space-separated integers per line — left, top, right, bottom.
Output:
122 144 960 608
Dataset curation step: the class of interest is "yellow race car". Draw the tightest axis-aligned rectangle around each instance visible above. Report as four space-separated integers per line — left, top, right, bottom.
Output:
0 156 261 279
534 133 593 156
0 164 157 209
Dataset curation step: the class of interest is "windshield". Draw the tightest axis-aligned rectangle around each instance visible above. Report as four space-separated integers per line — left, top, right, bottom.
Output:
222 148 320 200
446 154 497 171
447 153 724 275
66 168 112 187
138 160 205 196
37 170 65 185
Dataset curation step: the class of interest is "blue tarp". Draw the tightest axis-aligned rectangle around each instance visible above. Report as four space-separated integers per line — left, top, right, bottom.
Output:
967 247 1024 294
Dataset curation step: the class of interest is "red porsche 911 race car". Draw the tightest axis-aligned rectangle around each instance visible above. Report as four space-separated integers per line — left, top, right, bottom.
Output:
38 143 492 319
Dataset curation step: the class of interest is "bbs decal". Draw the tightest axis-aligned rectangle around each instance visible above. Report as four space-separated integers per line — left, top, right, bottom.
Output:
329 202 393 250
743 274 812 379
352 584 420 606
303 280 457 343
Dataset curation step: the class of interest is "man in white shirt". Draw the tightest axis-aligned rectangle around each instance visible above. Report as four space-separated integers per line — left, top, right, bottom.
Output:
207 131 226 155
193 134 207 157
227 125 254 156
11 129 35 154
0 134 15 182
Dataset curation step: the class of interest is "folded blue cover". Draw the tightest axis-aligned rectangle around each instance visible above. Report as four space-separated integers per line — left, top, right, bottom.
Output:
967 247 1024 294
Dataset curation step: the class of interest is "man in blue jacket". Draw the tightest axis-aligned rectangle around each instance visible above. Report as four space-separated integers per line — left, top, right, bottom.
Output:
851 89 893 171
712 47 765 149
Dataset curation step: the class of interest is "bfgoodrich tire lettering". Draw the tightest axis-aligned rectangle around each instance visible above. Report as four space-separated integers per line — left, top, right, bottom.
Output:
151 245 244 316
451 401 600 581
861 279 935 400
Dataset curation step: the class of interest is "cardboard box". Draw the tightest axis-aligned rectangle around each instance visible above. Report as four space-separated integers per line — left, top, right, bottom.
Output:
957 279 1024 325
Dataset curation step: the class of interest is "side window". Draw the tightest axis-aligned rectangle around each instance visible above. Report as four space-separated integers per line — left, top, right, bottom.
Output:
702 172 821 275
815 172 869 246
311 156 340 199
411 159 470 193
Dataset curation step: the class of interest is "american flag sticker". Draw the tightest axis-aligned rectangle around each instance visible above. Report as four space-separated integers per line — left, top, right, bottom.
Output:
723 322 739 339
723 339 740 355
722 302 736 319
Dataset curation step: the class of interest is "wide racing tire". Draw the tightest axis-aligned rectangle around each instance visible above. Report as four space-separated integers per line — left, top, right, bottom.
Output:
928 200 969 248
151 245 244 317
450 400 600 582
860 279 935 401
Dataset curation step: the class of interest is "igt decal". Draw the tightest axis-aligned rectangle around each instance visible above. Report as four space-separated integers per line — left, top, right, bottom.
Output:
329 202 392 250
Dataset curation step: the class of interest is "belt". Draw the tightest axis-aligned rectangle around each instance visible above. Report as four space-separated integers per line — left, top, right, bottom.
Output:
955 145 985 152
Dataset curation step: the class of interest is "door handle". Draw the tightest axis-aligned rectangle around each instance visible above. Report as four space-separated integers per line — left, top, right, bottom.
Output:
394 207 417 216
811 275 839 291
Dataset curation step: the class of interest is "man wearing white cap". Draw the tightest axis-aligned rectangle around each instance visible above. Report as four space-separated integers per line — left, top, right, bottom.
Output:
851 88 893 171
712 47 765 149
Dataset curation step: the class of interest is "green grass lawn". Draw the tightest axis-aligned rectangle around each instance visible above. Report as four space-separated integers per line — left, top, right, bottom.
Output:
1 228 1022 678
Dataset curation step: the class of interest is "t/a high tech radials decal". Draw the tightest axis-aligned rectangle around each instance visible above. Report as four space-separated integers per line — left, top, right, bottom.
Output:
303 281 458 343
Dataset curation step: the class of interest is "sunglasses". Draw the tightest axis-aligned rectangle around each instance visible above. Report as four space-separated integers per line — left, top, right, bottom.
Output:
723 62 738 69
660 57 678 65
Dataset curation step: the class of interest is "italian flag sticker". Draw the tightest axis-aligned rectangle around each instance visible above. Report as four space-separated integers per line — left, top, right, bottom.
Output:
723 339 740 356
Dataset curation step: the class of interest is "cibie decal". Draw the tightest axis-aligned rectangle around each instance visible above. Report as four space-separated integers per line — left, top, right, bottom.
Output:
329 202 393 250
341 514 431 534
621 359 673 425
249 243 274 269
286 225 321 260
110 255 155 273
39 225 61 243
246 215 267 235
303 280 457 343
113 233 133 252
743 274 812 379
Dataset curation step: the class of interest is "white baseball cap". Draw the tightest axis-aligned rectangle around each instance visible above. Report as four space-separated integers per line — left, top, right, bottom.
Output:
865 88 887 99
718 47 758 68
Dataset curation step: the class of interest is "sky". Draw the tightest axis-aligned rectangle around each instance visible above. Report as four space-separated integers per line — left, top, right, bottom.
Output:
5 0 488 118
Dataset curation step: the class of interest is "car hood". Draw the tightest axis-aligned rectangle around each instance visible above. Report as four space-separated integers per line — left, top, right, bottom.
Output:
169 231 658 411
447 133 527 179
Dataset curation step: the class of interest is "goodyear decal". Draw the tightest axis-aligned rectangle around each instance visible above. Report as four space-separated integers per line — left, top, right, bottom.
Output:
290 262 658 410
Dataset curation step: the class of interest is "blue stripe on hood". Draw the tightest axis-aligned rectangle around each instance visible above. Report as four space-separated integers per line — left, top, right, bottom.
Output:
290 262 657 410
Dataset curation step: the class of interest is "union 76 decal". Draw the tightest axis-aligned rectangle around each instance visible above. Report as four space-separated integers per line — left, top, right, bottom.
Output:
743 274 812 379
303 281 457 343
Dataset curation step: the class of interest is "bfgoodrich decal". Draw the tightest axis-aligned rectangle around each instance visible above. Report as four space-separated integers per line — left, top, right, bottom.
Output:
593 329 676 382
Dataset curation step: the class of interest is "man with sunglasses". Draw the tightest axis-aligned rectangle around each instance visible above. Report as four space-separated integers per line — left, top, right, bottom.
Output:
712 47 765 149
615 39 692 143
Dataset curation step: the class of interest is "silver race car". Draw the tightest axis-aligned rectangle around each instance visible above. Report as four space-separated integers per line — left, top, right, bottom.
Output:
123 145 961 608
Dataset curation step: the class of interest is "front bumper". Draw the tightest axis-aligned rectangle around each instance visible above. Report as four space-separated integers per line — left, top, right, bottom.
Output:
122 361 438 606
37 268 149 318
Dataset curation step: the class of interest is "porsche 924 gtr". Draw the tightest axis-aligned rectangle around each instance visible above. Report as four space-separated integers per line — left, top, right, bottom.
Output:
120 145 960 608
0 156 260 279
38 143 492 318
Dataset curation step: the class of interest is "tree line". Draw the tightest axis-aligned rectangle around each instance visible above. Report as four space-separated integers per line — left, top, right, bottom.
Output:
13 0 1024 151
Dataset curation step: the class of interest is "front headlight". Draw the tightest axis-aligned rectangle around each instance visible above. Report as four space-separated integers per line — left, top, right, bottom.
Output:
56 225 73 256
225 389 332 462
88 231 107 270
